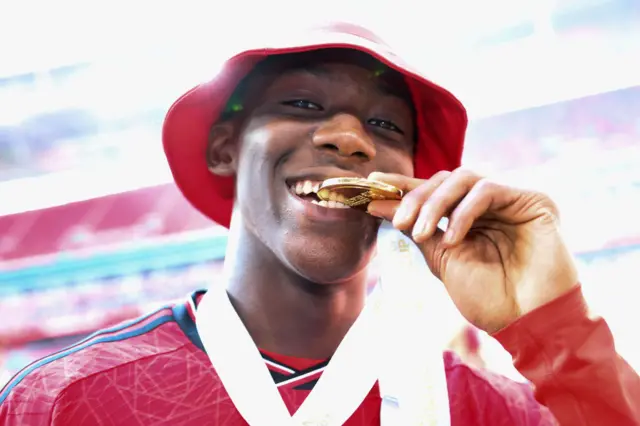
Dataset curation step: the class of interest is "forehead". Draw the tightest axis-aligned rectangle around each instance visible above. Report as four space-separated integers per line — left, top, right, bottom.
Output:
221 49 416 119
256 49 414 103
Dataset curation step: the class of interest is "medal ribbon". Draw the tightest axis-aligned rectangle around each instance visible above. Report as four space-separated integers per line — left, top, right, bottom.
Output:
376 222 451 425
196 222 450 425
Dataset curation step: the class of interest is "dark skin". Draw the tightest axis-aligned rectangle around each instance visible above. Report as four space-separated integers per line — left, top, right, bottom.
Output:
208 57 416 358
208 51 578 359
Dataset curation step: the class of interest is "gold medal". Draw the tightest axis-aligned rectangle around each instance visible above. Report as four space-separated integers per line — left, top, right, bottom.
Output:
317 177 403 208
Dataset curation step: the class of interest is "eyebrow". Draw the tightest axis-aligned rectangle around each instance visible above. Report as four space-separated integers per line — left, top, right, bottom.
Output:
284 65 411 101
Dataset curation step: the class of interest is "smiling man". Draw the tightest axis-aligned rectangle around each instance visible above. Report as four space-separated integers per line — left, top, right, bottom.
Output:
1 23 639 426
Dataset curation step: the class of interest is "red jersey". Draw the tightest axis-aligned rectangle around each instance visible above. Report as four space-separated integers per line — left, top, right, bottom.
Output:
1 286 638 425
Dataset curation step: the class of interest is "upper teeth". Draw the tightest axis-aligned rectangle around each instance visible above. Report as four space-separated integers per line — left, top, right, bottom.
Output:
295 180 320 195
291 180 349 209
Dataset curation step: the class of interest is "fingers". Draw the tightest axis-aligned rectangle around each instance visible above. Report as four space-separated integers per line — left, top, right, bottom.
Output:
410 170 481 243
367 171 452 227
446 180 559 244
367 172 427 193
368 169 554 247
445 179 509 245
366 200 400 222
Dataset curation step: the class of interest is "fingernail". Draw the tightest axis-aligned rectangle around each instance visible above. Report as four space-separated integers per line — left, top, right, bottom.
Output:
444 228 457 245
393 203 412 225
412 213 430 240
367 205 383 218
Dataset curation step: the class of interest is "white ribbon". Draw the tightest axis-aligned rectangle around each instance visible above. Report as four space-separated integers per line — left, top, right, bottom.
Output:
197 277 385 425
196 221 451 425
376 222 451 426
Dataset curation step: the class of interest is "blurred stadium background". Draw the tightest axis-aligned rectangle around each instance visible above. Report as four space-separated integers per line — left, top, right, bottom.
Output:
1 0 639 384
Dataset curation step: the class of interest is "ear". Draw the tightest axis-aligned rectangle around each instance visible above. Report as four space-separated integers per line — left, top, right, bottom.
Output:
207 122 238 176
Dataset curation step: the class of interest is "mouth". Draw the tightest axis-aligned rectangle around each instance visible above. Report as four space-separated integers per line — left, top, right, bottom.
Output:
287 179 350 209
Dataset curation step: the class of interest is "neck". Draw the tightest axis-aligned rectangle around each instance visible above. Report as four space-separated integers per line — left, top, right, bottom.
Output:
222 223 370 360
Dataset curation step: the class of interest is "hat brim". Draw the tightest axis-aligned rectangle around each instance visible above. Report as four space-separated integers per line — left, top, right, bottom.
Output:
163 30 467 228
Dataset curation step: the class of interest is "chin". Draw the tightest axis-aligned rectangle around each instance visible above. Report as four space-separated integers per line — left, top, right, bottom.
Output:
283 236 375 285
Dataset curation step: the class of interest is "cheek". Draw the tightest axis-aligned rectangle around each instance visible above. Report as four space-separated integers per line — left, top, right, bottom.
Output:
238 128 270 169
235 127 274 208
238 118 307 166
235 120 303 222
375 146 414 176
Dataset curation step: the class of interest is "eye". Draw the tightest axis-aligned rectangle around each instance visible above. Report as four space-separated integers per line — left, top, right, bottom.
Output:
282 99 324 111
368 118 404 135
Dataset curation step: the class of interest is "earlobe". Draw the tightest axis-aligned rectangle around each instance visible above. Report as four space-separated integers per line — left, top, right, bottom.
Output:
207 123 237 176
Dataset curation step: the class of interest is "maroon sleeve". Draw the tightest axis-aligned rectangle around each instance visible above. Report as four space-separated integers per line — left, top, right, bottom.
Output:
0 373 56 426
493 285 640 426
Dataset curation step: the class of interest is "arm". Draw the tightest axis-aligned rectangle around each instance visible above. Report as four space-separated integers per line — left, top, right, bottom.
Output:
493 285 640 426
368 171 638 423
0 385 55 426
0 359 63 426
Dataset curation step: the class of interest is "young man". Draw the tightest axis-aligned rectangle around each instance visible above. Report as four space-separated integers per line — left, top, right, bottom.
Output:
1 23 639 426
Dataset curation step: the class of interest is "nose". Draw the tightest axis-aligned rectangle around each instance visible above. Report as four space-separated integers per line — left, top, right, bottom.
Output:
312 114 376 161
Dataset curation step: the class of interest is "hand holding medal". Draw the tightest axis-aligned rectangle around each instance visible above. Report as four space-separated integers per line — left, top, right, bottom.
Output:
332 170 579 335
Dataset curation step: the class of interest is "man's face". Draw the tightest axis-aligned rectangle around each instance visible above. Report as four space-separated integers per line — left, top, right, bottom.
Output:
217 52 415 283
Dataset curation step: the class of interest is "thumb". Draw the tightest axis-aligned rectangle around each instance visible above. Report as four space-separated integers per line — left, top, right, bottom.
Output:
367 200 400 222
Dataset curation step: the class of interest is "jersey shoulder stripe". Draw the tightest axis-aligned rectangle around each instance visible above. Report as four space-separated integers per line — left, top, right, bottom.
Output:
0 304 175 404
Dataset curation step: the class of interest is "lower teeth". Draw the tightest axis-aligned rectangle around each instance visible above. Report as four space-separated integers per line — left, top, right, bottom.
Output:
310 199 349 209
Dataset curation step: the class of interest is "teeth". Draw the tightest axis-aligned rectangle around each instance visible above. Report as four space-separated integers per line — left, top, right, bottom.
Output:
317 190 345 203
303 180 313 195
293 180 321 195
290 180 348 209
311 199 349 209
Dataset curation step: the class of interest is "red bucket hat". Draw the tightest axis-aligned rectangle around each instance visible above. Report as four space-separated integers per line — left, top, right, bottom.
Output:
162 23 468 228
